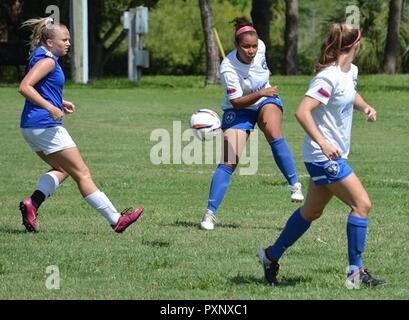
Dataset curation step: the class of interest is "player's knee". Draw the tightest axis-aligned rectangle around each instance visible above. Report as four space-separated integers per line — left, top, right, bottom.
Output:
264 127 281 141
73 166 92 182
352 198 372 216
301 208 323 222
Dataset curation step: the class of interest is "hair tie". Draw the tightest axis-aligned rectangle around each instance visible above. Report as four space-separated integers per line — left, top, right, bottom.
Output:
342 30 361 49
235 26 257 38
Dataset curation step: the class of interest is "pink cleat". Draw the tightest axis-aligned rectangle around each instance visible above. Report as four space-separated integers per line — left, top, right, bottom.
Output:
112 207 144 233
19 198 38 232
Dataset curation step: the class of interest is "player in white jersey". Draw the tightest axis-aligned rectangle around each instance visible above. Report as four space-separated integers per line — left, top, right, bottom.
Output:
258 22 385 287
200 17 304 231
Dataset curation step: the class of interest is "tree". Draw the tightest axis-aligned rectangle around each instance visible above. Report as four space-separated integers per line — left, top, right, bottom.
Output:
284 0 298 74
0 0 23 42
199 0 220 85
251 0 274 61
383 0 403 73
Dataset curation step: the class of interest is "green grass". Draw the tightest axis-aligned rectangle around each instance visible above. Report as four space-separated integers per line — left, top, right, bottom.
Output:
0 75 408 299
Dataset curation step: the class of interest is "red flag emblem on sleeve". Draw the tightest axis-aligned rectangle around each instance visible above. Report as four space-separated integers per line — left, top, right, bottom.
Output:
227 88 237 94
318 87 331 98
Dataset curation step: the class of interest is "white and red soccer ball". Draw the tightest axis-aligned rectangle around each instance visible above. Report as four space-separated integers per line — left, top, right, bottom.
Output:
190 109 221 141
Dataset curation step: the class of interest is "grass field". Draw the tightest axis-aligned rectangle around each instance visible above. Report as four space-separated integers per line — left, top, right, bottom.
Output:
0 75 408 300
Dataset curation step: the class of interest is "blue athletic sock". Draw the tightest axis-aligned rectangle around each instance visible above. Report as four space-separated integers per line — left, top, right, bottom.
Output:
207 164 234 214
266 208 311 261
269 137 298 185
346 213 368 268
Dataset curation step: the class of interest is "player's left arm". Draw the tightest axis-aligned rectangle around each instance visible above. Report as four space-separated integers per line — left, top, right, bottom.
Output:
354 93 376 122
62 99 76 114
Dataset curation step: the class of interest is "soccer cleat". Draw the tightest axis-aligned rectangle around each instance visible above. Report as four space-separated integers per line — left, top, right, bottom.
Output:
200 210 217 230
19 197 38 232
112 207 144 233
359 269 386 287
258 248 280 285
288 182 304 202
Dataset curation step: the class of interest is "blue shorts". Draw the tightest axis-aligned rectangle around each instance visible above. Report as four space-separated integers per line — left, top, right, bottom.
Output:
304 158 353 185
221 96 284 131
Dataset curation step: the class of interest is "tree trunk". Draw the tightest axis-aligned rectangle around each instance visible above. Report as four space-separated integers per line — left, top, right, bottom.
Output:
199 0 220 85
88 0 104 78
284 0 298 75
251 0 273 61
383 0 403 74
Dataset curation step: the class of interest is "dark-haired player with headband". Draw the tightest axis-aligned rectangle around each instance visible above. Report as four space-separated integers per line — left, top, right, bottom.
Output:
200 17 304 231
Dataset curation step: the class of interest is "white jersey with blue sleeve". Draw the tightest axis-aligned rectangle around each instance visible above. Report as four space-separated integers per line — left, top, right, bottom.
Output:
302 64 358 162
219 39 271 111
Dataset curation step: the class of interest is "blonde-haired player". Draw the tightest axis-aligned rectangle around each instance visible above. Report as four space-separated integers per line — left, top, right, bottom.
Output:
18 17 143 233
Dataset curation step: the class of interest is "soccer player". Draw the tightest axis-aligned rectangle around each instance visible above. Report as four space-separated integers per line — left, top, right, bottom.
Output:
18 17 143 233
258 22 385 287
200 17 304 231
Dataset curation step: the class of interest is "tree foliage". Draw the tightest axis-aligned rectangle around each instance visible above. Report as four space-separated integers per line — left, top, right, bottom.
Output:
1 0 409 78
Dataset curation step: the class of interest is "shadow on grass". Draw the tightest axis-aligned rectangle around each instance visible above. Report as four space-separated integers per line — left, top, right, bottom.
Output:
160 220 282 231
0 226 33 234
161 220 242 229
142 239 171 248
230 274 312 287
260 179 287 187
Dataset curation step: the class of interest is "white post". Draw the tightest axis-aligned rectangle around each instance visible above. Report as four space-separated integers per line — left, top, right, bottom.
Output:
123 7 149 82
128 8 137 81
70 0 88 84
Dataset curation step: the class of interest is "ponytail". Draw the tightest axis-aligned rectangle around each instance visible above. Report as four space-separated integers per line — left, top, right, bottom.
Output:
315 22 361 73
21 17 57 54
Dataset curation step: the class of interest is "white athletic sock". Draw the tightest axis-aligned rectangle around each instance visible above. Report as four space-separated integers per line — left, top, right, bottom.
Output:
84 190 120 225
36 172 60 198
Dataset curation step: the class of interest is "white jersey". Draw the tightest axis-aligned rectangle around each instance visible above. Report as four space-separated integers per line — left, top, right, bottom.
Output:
220 39 271 111
303 64 358 162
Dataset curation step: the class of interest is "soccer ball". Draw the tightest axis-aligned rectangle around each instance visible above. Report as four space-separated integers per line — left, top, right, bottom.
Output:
190 108 221 141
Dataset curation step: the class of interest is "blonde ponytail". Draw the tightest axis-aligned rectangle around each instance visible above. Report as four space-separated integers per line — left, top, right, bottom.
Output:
21 17 55 53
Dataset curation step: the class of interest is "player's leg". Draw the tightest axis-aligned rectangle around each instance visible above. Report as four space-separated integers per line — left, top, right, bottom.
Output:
19 127 70 231
259 179 332 284
32 151 70 206
266 180 332 261
47 147 142 232
257 102 304 202
326 172 370 269
201 128 249 230
326 172 385 286
20 151 68 215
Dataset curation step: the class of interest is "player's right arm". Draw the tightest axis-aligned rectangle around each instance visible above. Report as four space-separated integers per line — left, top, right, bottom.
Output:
18 58 64 121
230 86 279 108
295 96 341 160
221 67 279 109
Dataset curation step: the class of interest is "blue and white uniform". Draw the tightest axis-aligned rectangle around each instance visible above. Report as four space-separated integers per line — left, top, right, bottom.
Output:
21 46 64 128
303 64 358 184
20 46 75 155
203 39 301 222
219 39 283 130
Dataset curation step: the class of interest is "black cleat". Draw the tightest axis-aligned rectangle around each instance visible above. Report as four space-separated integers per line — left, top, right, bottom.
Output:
258 249 280 285
359 269 386 287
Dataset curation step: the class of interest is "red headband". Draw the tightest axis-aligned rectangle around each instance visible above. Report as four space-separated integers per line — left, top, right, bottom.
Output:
235 26 257 38
342 30 361 49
